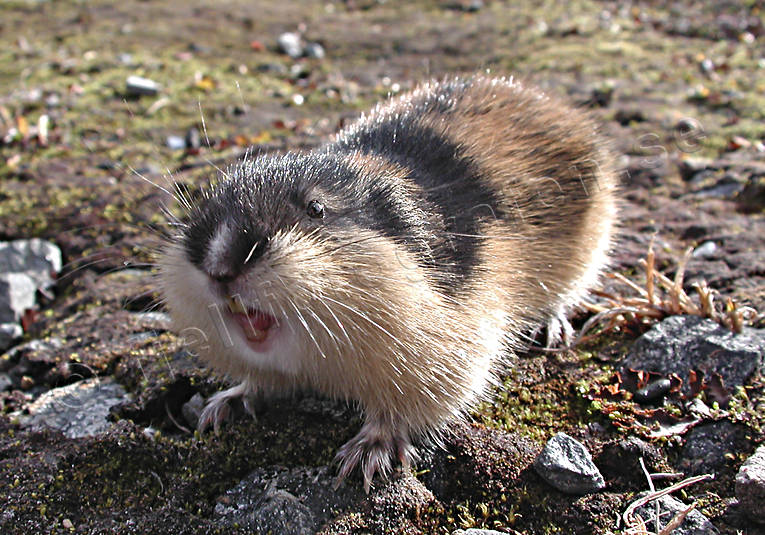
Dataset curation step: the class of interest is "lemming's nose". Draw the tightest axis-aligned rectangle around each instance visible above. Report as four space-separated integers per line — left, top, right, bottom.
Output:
208 270 239 284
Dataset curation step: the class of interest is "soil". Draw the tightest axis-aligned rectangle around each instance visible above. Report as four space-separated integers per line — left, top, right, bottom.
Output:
0 1 763 534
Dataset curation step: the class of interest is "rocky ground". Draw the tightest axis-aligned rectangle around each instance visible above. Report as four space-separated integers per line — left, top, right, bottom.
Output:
0 1 764 534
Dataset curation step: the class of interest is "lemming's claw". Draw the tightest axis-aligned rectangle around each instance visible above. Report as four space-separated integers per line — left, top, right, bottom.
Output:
333 417 415 493
197 381 252 433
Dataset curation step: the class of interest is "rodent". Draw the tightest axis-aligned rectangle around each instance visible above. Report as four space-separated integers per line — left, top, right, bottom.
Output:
158 75 619 492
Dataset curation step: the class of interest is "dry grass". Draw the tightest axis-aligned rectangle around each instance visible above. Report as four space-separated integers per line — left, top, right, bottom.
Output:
608 458 714 535
575 239 764 346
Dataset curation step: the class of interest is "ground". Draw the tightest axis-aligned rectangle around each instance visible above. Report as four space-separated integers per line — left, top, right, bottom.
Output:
0 1 763 534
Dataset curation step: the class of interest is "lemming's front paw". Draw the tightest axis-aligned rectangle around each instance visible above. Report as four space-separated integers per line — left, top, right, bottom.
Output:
334 418 416 493
197 382 255 433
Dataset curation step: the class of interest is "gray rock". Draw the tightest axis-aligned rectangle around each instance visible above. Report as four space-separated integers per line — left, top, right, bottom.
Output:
15 377 131 438
166 135 185 150
533 432 605 494
215 465 364 533
185 127 201 149
250 489 314 535
681 421 748 476
0 373 12 392
452 530 506 535
0 239 62 291
678 157 714 181
0 322 23 351
692 174 746 199
181 392 205 429
735 445 765 524
0 273 36 323
125 75 161 96
277 32 303 59
304 42 325 59
691 240 717 258
622 315 765 393
631 492 719 535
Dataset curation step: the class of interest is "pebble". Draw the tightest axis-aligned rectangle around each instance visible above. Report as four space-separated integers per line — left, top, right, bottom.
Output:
691 240 717 258
452 528 505 535
304 42 325 59
181 392 205 429
185 127 202 150
456 0 484 11
125 75 161 97
215 465 364 532
678 157 714 181
277 32 303 59
0 373 12 392
633 378 671 404
681 421 748 476
452 530 505 535
0 273 37 324
166 135 186 150
15 377 131 439
621 315 765 395
735 445 765 524
0 322 23 352
0 239 62 291
533 432 605 494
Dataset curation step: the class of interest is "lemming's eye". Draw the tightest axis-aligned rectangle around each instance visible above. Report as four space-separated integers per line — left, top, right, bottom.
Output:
306 199 325 219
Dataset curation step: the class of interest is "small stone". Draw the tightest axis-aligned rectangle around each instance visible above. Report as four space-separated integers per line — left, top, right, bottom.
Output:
0 322 22 351
181 393 205 429
622 315 765 395
533 432 605 494
590 82 614 107
62 518 73 529
0 373 12 392
215 465 365 532
735 445 765 523
20 375 34 390
15 377 131 438
614 108 645 125
166 135 186 150
277 32 303 59
304 42 325 59
253 489 314 535
694 178 746 199
0 273 36 324
633 378 672 404
291 94 304 106
185 127 202 150
0 239 62 291
452 530 505 535
631 492 719 535
125 75 161 97
678 157 714 181
456 0 484 11
681 421 749 476
692 241 717 258
700 58 715 73
738 174 765 212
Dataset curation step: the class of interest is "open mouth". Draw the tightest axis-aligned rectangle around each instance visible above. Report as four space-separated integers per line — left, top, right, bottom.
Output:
226 297 277 346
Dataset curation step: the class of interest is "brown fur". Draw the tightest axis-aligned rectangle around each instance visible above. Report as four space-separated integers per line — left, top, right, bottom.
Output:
158 75 619 492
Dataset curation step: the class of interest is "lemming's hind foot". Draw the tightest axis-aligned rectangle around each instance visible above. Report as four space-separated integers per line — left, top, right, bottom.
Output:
334 417 417 493
545 310 575 348
198 381 255 433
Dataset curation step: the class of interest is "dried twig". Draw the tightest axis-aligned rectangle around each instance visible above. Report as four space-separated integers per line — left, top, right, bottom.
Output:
576 239 761 345
622 473 714 533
